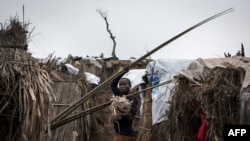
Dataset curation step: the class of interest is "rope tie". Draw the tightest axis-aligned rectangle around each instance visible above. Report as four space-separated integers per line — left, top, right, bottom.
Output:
110 95 132 120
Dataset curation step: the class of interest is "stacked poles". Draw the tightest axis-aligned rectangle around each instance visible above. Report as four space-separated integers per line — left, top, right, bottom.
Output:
50 8 234 129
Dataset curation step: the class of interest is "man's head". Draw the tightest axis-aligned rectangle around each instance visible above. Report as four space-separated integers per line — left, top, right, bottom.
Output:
118 78 131 95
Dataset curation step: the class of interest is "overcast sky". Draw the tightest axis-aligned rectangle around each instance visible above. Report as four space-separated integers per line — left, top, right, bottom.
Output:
1 0 250 60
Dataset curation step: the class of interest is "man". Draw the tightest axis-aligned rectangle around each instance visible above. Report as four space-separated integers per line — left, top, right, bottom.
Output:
111 70 137 141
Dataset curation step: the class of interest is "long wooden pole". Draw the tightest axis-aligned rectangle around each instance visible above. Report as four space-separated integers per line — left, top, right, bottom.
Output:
51 8 233 123
50 79 174 130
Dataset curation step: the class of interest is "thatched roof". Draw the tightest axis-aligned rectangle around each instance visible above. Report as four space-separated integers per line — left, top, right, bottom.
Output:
0 17 28 50
0 18 53 141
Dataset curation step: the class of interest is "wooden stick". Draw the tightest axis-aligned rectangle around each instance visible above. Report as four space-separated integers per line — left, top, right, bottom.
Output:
50 101 111 130
51 70 126 123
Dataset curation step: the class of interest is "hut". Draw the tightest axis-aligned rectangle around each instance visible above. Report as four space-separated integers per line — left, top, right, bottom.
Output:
0 17 150 141
136 58 192 141
167 56 249 141
0 18 53 141
131 55 249 141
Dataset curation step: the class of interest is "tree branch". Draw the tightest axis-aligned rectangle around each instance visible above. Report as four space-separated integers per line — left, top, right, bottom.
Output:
97 9 117 58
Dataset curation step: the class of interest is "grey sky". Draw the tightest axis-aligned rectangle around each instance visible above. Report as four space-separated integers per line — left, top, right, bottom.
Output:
1 0 250 60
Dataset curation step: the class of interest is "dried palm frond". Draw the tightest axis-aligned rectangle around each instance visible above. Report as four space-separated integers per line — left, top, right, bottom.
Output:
0 17 53 141
0 16 28 50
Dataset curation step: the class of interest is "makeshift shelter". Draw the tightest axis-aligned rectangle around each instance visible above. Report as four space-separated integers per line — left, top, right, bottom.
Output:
0 18 53 141
167 56 249 141
43 57 149 141
145 59 192 125
136 58 192 141
1 8 238 141
41 56 104 141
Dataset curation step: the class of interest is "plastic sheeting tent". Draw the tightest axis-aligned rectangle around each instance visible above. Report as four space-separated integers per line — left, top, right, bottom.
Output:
145 58 192 125
121 59 193 125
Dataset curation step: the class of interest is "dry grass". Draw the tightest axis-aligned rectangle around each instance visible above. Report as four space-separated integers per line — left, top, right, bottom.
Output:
0 17 53 141
167 66 241 141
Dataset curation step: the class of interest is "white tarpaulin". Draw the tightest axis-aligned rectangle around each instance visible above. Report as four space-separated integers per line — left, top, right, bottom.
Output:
122 69 146 88
64 63 79 75
145 58 192 125
85 72 100 85
55 60 100 85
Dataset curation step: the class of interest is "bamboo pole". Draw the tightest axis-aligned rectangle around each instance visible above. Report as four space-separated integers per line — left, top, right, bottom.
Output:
51 8 234 123
51 71 126 123
50 79 174 130
50 101 111 130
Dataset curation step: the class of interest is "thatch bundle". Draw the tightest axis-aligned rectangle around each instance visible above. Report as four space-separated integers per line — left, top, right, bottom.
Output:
167 65 242 141
0 18 53 141
0 17 28 50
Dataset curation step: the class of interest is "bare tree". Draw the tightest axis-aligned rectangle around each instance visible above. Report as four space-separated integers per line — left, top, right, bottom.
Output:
97 9 117 59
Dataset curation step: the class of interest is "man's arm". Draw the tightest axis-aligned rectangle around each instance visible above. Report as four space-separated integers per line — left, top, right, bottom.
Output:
110 71 127 96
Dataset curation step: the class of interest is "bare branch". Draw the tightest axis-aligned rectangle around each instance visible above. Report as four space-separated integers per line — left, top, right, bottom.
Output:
97 9 117 58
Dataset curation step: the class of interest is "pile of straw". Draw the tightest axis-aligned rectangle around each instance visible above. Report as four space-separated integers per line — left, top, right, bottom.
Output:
0 18 53 141
0 17 28 50
167 66 242 141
